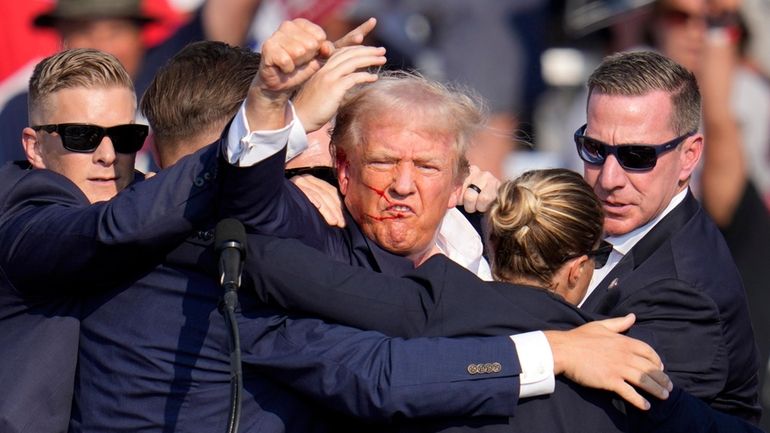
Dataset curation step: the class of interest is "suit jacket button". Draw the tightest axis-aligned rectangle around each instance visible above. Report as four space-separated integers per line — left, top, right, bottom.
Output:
194 177 205 187
491 362 502 373
467 364 479 375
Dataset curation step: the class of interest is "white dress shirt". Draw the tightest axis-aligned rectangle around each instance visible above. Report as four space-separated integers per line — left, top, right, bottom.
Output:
579 188 690 306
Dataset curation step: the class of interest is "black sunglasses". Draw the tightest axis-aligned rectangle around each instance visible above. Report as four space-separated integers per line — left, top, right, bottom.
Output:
563 241 613 269
32 123 149 154
574 124 696 171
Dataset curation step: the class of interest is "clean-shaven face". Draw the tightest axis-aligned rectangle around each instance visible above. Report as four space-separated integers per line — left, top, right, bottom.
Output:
338 116 462 263
26 86 137 203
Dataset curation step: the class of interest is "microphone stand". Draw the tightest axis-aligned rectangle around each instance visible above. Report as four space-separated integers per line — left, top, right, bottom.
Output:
222 271 243 433
216 218 246 433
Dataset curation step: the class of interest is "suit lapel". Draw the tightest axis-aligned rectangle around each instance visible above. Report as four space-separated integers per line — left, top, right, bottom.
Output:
581 253 636 312
581 191 700 312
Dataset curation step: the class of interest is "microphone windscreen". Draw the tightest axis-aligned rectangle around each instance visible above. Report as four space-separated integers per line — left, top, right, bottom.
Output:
215 218 246 253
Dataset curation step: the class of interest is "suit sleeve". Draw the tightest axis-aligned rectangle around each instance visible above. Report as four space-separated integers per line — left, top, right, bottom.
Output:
216 144 337 251
629 386 763 433
0 140 248 294
244 235 591 338
245 235 437 336
607 278 728 402
237 311 522 420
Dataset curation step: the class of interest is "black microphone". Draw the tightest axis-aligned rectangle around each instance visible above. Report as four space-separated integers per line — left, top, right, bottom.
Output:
214 218 246 433
215 218 246 304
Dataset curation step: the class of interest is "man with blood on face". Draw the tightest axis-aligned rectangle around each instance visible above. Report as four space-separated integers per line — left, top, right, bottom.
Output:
332 71 480 265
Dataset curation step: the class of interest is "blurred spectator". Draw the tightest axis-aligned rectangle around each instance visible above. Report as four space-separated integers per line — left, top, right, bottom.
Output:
0 0 263 168
338 0 548 179
645 0 770 205
694 2 770 430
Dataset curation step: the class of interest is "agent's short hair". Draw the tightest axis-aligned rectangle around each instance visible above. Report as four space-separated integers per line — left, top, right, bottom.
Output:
330 70 487 182
28 48 134 123
140 41 261 156
487 168 604 288
587 50 701 135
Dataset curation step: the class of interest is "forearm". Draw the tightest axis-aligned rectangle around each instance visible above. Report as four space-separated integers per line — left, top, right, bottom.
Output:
202 0 263 45
246 235 434 336
700 19 746 226
0 144 223 292
239 313 521 420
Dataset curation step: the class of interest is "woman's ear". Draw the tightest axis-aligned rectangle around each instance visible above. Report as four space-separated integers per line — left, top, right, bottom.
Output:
567 255 590 291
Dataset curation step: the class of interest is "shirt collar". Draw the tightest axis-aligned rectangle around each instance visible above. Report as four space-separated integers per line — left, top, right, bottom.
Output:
435 208 493 281
606 187 689 255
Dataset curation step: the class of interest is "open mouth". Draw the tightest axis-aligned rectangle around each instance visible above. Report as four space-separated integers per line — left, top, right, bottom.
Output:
385 204 413 214
366 204 414 222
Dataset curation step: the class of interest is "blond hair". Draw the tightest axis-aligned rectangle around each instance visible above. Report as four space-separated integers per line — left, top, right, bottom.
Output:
487 169 604 288
329 70 487 182
28 48 134 122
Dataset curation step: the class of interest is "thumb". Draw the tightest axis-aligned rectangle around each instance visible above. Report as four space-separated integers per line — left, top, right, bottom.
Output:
598 313 636 333
319 40 335 58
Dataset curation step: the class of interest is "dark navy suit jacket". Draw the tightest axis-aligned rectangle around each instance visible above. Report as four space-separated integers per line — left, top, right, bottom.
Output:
243 234 764 433
581 191 761 421
0 139 229 433
238 152 761 423
0 143 523 433
71 233 521 432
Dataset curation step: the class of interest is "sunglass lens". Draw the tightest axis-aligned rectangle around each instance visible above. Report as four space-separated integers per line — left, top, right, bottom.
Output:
578 137 605 164
109 124 148 153
617 146 657 170
592 244 613 269
593 251 610 269
61 124 102 152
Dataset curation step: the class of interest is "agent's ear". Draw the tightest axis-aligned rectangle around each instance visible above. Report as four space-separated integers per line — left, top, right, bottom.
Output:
679 134 703 182
22 127 46 168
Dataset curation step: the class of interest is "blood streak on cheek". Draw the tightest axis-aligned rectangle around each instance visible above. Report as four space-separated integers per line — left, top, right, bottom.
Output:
363 183 404 221
364 184 392 204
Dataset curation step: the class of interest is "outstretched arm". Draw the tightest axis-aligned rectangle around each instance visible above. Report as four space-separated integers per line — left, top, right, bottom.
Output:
0 142 229 294
245 234 671 410
239 311 523 420
545 314 671 411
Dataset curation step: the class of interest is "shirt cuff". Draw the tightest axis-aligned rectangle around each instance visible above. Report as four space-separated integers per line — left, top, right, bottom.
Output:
225 101 299 166
510 331 555 398
286 114 309 161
